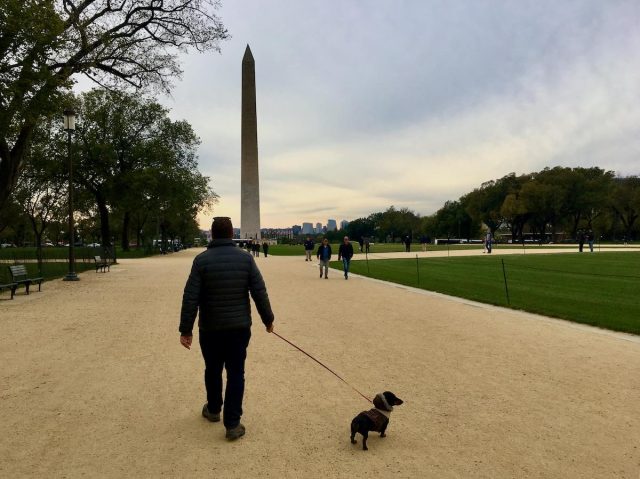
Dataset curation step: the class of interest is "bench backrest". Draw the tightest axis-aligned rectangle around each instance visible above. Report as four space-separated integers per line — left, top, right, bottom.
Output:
9 265 28 281
94 256 102 261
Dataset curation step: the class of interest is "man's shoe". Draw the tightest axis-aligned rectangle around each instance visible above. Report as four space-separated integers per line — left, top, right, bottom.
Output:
202 403 220 422
324 275 328 279
225 423 246 440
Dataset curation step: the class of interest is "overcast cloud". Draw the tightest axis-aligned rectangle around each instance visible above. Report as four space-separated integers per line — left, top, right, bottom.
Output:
156 0 640 228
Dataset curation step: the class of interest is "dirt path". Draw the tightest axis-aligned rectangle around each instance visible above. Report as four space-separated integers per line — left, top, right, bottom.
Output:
1 249 638 478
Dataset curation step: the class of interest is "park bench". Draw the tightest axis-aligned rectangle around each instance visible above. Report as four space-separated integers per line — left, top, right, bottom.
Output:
0 282 18 299
94 256 110 273
8 265 43 295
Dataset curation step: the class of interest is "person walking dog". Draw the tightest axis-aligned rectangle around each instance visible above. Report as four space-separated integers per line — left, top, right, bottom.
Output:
179 217 275 441
338 236 354 280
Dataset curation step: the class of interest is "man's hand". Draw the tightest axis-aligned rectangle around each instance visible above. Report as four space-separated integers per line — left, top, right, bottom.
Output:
180 335 193 349
266 323 274 333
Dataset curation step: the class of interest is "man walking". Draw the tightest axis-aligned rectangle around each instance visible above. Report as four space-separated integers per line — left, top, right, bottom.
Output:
485 231 493 254
179 217 275 441
404 235 411 252
304 236 314 262
338 236 354 280
316 238 332 279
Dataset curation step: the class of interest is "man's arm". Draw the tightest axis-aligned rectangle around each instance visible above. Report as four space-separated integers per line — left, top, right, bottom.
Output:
179 258 201 342
248 257 275 330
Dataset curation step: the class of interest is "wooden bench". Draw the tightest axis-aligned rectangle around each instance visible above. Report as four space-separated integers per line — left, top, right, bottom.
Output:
94 256 110 273
8 265 43 295
0 282 18 299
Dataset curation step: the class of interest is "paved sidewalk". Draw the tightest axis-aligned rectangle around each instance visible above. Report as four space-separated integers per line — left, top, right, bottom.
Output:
1 249 638 478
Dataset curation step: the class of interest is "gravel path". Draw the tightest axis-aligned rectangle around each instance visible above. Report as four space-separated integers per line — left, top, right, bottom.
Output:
1 248 638 478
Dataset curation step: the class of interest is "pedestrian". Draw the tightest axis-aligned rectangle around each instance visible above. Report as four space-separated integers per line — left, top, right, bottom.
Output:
303 236 314 262
485 231 493 254
262 241 269 257
179 217 275 441
364 237 370 254
404 235 411 253
587 230 594 253
420 235 427 252
578 230 585 253
338 236 354 280
316 238 332 279
253 241 260 257
358 237 364 253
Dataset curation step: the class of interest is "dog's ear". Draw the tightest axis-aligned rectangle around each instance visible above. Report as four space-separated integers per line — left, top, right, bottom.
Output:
383 391 404 406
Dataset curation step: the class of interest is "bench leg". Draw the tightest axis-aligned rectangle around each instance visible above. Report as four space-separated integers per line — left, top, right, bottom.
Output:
38 281 41 292
25 282 30 295
11 286 16 299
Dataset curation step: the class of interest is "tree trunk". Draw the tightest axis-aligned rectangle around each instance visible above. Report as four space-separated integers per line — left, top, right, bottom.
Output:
0 123 36 211
96 192 112 248
121 211 131 251
27 215 46 271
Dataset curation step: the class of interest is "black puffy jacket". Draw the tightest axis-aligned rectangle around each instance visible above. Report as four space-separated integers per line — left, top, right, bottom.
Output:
179 239 274 335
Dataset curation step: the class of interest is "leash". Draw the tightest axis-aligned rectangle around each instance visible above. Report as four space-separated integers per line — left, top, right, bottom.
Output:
272 331 372 404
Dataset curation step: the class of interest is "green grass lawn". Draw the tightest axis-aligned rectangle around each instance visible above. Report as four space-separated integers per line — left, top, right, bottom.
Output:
266 242 524 256
331 252 640 335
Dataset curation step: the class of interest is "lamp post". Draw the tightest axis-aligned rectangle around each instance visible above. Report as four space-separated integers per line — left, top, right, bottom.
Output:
63 109 79 281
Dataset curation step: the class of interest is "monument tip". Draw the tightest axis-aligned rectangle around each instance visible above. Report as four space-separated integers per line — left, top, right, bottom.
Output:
243 44 254 63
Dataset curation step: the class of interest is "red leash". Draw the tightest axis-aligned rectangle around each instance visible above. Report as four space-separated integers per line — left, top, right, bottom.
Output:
272 331 372 403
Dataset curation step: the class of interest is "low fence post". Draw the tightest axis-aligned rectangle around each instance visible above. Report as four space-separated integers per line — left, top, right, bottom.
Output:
501 259 510 305
416 254 420 285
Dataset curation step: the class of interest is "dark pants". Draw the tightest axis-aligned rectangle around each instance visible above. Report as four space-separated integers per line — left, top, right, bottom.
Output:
199 328 251 429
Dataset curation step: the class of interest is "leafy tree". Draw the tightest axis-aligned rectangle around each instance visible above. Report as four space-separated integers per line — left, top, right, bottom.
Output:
610 176 640 240
377 206 420 241
519 180 563 242
73 89 216 249
431 200 477 238
0 0 228 210
345 216 376 243
463 173 519 235
8 117 68 263
549 167 614 236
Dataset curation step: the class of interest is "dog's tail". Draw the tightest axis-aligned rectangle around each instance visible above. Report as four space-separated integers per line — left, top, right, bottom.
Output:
350 417 358 441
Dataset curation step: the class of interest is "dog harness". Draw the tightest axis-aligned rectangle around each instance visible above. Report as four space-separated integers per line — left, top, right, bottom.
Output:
363 408 389 432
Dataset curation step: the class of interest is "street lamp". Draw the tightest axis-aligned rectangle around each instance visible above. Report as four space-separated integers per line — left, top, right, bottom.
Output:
63 108 79 281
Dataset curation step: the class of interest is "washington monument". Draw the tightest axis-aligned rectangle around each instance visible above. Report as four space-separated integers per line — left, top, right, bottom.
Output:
240 45 260 240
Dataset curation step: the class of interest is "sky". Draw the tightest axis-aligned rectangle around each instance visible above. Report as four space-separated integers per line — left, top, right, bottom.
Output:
155 0 640 229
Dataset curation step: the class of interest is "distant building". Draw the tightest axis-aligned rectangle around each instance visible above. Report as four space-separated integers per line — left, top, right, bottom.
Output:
232 228 241 239
327 219 337 232
302 222 314 235
315 222 323 234
292 225 302 236
262 227 293 239
340 219 349 230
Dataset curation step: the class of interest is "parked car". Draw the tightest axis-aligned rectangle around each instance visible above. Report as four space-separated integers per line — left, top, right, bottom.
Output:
86 242 101 247
1 243 15 248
